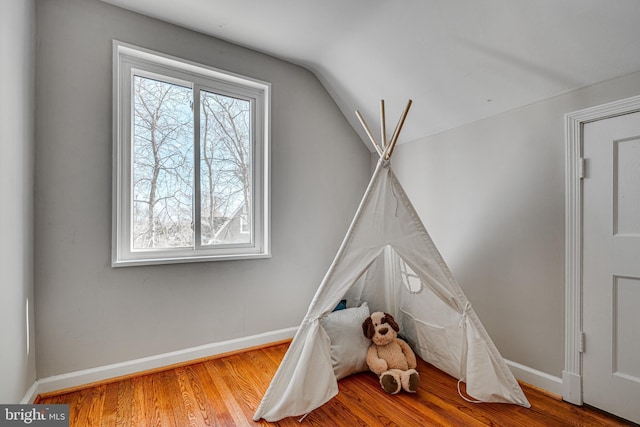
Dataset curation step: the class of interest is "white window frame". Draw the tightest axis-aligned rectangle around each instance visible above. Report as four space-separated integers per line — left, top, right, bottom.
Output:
112 41 270 267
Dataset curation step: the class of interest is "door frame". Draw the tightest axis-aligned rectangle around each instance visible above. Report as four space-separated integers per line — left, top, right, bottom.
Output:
564 94 640 405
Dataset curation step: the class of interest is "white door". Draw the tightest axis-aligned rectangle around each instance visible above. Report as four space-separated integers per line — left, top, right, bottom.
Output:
583 111 640 424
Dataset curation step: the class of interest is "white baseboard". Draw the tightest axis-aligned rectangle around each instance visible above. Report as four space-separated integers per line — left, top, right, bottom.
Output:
28 328 567 406
20 381 40 404
33 327 297 399
505 358 564 397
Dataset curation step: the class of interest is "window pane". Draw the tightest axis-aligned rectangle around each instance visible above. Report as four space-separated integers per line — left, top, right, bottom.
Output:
132 75 194 249
200 90 252 245
114 42 270 265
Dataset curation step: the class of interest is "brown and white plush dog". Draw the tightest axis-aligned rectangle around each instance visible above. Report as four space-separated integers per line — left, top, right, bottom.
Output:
362 312 419 394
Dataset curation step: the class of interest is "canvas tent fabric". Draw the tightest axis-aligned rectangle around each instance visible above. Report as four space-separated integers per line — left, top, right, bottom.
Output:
253 158 531 422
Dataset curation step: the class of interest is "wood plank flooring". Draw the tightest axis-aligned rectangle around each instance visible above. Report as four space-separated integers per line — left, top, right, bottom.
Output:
35 341 634 426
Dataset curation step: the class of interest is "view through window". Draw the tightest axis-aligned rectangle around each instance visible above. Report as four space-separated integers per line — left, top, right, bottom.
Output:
113 42 269 266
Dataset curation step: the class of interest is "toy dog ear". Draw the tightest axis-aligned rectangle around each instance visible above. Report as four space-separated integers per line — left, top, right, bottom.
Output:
362 317 375 339
382 313 400 332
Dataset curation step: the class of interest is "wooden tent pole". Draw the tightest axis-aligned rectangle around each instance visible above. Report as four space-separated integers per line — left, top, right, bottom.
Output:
357 99 412 160
380 100 387 149
355 110 384 157
385 99 412 159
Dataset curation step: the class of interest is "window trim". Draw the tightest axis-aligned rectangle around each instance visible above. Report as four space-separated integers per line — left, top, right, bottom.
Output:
112 41 270 267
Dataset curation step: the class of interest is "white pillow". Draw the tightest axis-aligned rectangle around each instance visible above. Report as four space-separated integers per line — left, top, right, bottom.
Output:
320 302 371 380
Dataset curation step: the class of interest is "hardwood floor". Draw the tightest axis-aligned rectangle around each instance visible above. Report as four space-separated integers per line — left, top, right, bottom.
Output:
35 341 634 426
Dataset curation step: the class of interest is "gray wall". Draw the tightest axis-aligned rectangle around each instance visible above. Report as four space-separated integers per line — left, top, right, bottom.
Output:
35 0 369 377
0 0 37 403
391 71 640 377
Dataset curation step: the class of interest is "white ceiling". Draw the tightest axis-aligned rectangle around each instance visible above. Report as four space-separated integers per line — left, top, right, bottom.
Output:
103 0 640 150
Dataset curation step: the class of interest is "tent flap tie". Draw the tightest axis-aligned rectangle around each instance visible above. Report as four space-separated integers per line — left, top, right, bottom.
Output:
459 301 472 328
298 411 311 423
456 301 483 404
457 379 483 404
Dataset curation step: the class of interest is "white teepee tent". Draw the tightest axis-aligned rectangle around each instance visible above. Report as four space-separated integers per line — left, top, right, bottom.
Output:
253 101 530 422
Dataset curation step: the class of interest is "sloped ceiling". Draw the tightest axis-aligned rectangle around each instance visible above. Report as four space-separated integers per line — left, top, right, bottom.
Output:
102 0 640 150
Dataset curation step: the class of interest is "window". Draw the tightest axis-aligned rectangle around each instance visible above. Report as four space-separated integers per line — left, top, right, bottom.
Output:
112 41 270 266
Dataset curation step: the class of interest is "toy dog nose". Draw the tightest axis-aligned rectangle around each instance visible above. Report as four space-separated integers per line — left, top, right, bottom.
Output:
379 327 389 335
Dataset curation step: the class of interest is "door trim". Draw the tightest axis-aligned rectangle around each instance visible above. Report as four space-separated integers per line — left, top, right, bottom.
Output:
564 95 640 405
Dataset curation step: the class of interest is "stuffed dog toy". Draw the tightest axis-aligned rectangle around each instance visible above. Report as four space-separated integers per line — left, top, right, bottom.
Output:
362 312 419 394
